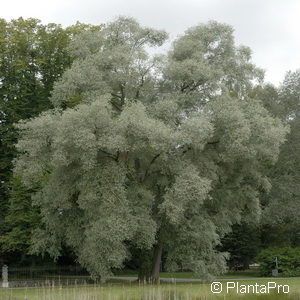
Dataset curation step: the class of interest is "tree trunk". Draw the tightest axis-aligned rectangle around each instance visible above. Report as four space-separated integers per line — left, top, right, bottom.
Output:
243 257 250 270
137 248 152 282
150 243 162 283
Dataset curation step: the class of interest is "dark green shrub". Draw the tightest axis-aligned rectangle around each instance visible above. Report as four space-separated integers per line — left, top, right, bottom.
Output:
255 247 300 276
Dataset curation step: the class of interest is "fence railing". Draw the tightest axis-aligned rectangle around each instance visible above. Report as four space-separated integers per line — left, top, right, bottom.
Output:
1 265 95 288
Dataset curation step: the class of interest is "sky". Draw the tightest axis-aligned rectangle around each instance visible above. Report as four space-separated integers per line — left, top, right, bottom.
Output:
2 0 300 86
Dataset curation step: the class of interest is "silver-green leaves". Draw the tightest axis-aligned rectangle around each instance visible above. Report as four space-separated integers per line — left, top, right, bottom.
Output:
14 17 288 280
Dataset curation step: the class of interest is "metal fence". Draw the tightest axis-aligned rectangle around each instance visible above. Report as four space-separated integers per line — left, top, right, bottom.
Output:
1 265 97 288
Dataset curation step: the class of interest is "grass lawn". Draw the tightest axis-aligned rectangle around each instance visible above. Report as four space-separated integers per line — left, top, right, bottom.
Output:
1 278 299 300
114 267 261 279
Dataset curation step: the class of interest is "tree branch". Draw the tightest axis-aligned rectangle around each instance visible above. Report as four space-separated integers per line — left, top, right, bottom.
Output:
207 140 219 145
143 153 161 181
99 149 118 161
110 98 122 111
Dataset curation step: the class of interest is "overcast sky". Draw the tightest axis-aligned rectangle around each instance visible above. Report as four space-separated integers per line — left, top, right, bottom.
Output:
2 0 300 86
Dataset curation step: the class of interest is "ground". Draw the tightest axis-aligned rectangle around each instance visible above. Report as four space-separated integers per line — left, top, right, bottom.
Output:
1 270 300 300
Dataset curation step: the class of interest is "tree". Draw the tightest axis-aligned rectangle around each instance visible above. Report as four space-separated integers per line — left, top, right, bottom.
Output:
261 70 300 247
0 176 40 254
0 18 100 261
14 17 288 281
220 222 261 270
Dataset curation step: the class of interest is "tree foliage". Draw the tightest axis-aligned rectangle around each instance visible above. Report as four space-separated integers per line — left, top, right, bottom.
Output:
256 247 300 277
0 17 100 257
261 70 300 246
14 17 288 280
221 222 261 270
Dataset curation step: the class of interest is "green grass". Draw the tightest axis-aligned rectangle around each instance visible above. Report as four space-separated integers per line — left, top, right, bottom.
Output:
219 268 261 279
1 278 300 300
115 267 261 279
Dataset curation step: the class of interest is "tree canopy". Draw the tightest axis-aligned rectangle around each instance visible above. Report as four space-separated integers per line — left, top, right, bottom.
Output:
261 70 300 246
13 17 288 280
0 17 100 259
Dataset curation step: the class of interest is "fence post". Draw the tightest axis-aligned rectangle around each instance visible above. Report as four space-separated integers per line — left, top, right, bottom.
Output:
2 265 9 288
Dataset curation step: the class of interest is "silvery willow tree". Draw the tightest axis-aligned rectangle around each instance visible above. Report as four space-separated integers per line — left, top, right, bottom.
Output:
14 17 288 281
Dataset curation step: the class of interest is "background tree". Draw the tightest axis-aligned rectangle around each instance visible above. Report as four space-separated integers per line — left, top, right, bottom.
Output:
14 17 288 281
0 176 41 263
220 222 261 270
0 17 100 263
261 70 300 247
